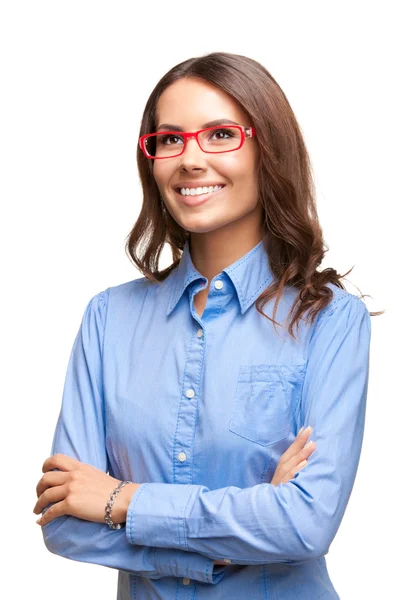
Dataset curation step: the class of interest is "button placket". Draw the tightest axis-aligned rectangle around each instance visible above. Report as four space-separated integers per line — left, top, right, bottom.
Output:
172 277 226 484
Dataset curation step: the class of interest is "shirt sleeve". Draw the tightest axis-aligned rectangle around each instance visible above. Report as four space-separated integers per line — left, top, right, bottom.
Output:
126 294 371 565
39 290 227 584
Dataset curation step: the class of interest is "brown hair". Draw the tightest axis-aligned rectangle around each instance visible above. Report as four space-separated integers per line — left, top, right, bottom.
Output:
125 51 383 340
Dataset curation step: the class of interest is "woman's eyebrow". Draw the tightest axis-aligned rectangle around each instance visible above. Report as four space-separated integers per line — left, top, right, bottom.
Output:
156 118 240 132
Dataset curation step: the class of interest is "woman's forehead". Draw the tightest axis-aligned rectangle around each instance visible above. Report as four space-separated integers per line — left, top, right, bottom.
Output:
155 78 247 128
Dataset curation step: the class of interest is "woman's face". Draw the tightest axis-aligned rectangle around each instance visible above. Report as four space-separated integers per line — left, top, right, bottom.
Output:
152 77 263 235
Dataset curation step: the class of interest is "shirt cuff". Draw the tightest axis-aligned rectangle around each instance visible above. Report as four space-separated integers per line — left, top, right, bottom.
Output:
126 482 194 550
126 483 227 584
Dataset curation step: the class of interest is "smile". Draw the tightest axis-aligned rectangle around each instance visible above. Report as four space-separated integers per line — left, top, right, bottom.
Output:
178 185 225 196
175 185 226 207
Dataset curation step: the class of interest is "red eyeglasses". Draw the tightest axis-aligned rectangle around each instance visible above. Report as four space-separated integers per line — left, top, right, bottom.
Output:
139 125 256 159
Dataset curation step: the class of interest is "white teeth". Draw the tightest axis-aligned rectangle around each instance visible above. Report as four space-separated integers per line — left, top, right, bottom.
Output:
179 185 224 196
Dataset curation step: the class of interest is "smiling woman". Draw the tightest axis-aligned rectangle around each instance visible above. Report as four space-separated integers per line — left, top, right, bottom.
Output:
148 77 263 247
36 51 381 600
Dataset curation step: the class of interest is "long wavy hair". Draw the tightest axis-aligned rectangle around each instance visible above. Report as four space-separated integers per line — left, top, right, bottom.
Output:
125 51 383 340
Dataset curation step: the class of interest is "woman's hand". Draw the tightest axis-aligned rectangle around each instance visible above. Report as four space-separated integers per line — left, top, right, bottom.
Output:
33 453 141 527
213 427 316 567
271 426 315 486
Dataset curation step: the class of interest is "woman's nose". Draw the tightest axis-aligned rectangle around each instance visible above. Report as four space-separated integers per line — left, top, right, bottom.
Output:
180 135 206 163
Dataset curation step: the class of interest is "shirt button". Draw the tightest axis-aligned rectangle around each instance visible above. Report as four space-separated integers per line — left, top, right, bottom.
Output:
186 389 195 398
196 328 203 337
182 578 191 585
177 452 187 462
214 280 224 290
223 558 232 564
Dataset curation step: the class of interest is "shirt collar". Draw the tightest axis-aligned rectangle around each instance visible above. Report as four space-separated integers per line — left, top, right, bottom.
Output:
166 232 274 316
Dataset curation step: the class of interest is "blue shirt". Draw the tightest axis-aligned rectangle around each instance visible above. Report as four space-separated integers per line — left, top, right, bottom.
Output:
41 234 371 599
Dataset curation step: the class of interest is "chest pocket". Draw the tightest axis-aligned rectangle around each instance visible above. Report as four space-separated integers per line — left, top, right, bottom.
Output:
229 363 306 447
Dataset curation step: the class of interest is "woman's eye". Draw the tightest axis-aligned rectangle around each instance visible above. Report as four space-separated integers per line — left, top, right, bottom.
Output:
211 128 234 140
159 134 183 145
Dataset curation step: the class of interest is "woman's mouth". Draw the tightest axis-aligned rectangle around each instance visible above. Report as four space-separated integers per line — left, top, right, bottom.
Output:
174 184 226 207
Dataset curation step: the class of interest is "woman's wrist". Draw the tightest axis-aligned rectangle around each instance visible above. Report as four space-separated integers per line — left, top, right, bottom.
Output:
110 483 141 524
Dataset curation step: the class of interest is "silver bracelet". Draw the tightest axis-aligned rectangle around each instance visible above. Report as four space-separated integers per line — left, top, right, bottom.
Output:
105 480 133 530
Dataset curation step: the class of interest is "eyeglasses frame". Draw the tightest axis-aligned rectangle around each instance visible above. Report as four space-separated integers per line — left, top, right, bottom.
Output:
139 124 256 159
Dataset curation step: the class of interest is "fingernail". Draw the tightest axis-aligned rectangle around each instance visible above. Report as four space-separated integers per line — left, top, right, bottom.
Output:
36 518 41 525
304 426 312 434
298 426 304 435
305 441 314 449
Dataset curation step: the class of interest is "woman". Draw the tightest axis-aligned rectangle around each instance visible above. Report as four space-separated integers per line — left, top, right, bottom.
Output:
34 52 379 599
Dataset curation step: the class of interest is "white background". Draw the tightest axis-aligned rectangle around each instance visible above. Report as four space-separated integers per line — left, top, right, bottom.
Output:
1 1 398 598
